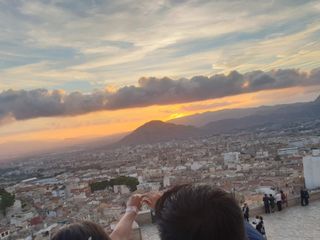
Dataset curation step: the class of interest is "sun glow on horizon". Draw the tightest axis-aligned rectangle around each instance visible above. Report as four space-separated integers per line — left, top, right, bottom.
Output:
167 113 186 120
1 85 319 148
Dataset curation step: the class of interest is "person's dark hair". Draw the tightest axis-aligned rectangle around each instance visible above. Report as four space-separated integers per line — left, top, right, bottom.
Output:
155 184 245 240
51 221 111 240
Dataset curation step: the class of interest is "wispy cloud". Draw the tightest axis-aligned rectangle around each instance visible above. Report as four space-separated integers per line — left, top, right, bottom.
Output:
0 0 319 91
1 68 319 125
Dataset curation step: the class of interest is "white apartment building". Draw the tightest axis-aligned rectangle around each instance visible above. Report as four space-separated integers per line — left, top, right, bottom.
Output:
303 149 320 189
223 152 240 165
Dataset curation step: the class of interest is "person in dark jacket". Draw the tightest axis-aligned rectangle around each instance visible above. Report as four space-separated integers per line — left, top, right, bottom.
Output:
262 194 270 214
242 203 250 222
269 194 275 212
300 188 305 206
304 189 310 206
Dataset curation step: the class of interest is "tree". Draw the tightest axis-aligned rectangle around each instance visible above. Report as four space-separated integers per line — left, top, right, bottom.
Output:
90 180 110 192
275 155 281 161
0 188 15 216
90 176 139 192
110 176 139 192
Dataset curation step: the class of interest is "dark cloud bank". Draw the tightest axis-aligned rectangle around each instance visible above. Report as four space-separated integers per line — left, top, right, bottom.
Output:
1 68 320 125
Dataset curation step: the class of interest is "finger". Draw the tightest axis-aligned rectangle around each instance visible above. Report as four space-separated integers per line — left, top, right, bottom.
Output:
132 194 143 200
141 192 153 197
141 195 151 201
142 198 152 205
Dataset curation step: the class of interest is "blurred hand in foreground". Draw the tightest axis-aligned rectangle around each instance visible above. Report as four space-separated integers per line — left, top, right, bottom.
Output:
142 191 163 209
126 194 143 210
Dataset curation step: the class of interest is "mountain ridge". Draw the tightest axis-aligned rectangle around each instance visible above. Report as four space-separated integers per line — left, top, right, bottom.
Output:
116 95 320 146
169 97 318 127
117 120 201 146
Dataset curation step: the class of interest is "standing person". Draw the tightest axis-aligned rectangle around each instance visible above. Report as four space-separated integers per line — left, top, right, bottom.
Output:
275 192 282 211
242 203 250 222
269 194 275 212
262 194 270 214
300 188 305 206
150 209 156 223
304 189 310 206
280 190 287 208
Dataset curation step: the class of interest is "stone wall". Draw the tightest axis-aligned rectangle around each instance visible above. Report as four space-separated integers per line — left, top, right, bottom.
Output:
136 210 153 226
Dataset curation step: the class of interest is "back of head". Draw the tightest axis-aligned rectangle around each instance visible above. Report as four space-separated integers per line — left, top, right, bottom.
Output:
51 221 110 240
155 184 245 240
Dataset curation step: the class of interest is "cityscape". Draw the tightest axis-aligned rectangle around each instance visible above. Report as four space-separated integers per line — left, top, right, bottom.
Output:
1 111 320 239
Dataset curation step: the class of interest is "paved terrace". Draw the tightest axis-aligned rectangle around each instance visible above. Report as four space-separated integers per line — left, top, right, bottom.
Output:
263 200 320 240
136 192 320 240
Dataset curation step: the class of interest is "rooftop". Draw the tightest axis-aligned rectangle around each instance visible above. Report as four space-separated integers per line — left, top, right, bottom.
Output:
140 200 320 240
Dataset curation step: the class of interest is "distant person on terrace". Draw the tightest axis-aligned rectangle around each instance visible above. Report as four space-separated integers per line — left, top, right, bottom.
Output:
269 194 276 212
262 194 270 214
275 192 282 211
242 202 250 222
280 190 288 208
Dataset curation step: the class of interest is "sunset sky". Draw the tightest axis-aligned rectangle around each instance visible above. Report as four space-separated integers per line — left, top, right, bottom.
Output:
1 0 320 155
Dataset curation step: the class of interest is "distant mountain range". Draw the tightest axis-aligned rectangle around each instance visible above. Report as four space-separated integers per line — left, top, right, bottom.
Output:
117 95 320 146
169 101 316 127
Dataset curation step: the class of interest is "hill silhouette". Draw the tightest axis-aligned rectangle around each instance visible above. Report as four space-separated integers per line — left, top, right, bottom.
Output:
117 120 201 145
117 95 320 146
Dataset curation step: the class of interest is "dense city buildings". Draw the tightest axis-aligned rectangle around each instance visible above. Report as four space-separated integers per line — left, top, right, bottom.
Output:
1 126 320 239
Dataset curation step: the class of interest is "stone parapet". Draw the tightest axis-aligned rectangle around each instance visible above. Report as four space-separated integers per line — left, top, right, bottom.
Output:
250 190 320 216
